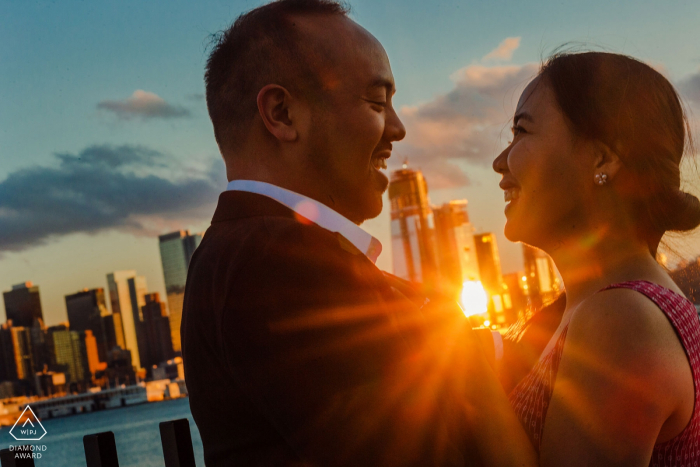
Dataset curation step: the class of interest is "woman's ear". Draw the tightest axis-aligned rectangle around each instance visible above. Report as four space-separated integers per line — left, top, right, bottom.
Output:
257 84 299 143
592 140 623 182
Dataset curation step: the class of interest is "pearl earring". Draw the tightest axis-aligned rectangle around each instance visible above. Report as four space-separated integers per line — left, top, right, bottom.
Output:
594 173 608 185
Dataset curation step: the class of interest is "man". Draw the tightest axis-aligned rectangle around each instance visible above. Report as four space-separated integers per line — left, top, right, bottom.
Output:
182 1 469 465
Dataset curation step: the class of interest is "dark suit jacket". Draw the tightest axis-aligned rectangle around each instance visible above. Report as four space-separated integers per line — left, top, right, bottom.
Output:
182 191 466 466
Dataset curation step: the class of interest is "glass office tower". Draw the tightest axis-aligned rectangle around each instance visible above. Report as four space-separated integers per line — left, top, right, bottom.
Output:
3 282 43 327
158 230 202 353
388 168 438 289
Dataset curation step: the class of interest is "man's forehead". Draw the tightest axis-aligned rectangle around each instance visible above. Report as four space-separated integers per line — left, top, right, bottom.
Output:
291 14 392 89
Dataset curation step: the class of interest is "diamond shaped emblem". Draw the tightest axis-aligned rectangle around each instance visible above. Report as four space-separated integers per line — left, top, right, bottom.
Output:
9 406 47 441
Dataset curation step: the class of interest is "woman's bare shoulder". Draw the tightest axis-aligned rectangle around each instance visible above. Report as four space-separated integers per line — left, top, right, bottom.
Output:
541 285 693 462
568 286 686 370
563 285 692 418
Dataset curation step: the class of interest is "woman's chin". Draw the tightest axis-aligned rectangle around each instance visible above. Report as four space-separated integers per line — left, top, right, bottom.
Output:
503 221 521 243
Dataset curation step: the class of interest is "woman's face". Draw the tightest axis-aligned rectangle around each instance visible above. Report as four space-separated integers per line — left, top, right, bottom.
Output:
492 77 595 249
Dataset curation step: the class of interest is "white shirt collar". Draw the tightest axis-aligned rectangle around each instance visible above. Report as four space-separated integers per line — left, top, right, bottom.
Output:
226 180 382 263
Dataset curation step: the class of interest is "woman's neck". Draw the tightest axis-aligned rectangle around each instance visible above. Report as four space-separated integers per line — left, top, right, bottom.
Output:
547 233 659 311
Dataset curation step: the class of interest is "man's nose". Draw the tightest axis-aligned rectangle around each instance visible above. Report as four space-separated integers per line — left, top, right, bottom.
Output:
386 106 406 142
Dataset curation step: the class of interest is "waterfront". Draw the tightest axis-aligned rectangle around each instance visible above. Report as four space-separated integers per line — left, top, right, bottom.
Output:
0 397 204 466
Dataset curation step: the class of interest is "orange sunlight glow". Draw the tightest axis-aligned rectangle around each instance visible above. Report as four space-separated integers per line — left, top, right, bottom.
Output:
460 280 489 317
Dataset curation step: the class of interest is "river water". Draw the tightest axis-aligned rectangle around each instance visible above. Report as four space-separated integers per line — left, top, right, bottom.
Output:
0 397 205 466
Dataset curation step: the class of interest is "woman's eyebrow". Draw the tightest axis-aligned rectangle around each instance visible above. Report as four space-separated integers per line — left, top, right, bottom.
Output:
514 112 534 125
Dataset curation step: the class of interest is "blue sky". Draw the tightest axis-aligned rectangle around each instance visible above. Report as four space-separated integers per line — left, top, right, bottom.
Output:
2 0 700 324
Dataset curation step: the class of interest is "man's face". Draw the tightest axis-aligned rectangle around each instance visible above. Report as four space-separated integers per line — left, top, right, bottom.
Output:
296 15 406 224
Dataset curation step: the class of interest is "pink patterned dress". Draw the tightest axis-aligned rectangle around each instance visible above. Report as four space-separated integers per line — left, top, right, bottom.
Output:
508 280 700 465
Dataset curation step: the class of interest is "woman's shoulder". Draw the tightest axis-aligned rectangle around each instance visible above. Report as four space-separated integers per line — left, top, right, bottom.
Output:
569 282 688 360
557 280 696 446
564 281 693 409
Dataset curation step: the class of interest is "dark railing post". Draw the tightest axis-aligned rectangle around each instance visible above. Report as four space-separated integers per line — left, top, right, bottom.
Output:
0 447 36 467
83 431 120 467
160 419 196 467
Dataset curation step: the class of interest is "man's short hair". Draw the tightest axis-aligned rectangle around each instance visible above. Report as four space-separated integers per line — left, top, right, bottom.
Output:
205 0 350 154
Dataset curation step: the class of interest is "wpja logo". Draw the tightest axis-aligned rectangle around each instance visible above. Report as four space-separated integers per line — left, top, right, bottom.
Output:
9 406 47 441
1 406 48 461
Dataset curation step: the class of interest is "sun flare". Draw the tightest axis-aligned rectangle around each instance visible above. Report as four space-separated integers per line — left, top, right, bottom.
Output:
459 280 489 317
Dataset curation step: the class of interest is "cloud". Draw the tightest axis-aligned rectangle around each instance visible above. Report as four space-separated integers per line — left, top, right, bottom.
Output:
393 61 539 189
482 37 521 62
97 90 191 120
0 145 225 253
678 70 700 109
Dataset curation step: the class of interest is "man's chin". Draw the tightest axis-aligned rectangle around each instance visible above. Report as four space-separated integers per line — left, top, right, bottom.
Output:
354 193 384 224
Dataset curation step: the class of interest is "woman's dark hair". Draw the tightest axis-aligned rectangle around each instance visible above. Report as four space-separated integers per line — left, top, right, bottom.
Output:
538 52 700 253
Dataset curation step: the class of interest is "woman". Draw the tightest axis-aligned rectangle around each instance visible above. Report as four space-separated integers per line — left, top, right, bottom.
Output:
460 51 700 466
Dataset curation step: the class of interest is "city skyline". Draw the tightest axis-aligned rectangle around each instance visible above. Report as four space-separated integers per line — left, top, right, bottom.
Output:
2 0 700 324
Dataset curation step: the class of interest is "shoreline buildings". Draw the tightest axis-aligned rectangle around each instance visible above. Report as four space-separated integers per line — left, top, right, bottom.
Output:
522 244 561 310
388 167 439 291
3 282 43 328
65 288 117 363
140 293 175 375
434 200 481 299
387 165 564 326
106 271 148 369
158 230 202 353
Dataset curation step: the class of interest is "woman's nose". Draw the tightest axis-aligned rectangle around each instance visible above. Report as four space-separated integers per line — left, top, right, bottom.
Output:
493 146 509 174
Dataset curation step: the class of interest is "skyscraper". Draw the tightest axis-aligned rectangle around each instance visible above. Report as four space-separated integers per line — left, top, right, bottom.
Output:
106 271 147 369
140 293 175 372
473 233 503 294
65 288 115 362
522 244 561 309
502 272 528 325
47 327 95 388
2 325 34 382
28 318 49 373
0 324 19 382
158 230 202 352
388 168 438 288
3 282 43 327
433 200 481 298
474 233 508 324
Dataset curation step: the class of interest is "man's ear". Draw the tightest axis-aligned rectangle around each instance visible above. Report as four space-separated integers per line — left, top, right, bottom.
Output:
592 140 623 181
256 84 298 142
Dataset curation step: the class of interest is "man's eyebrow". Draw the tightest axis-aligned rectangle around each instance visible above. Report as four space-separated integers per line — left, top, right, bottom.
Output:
367 78 395 94
514 112 533 125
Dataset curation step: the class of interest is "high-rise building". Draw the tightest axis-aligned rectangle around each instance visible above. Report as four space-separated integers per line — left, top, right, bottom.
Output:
158 230 202 353
65 288 115 362
473 233 503 294
102 313 122 354
0 324 19 382
0 322 34 382
388 168 438 289
474 233 509 324
3 282 43 327
102 346 136 387
106 271 148 369
502 272 528 325
433 200 481 298
83 330 101 378
522 244 561 309
47 327 95 387
28 318 49 373
140 293 175 373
